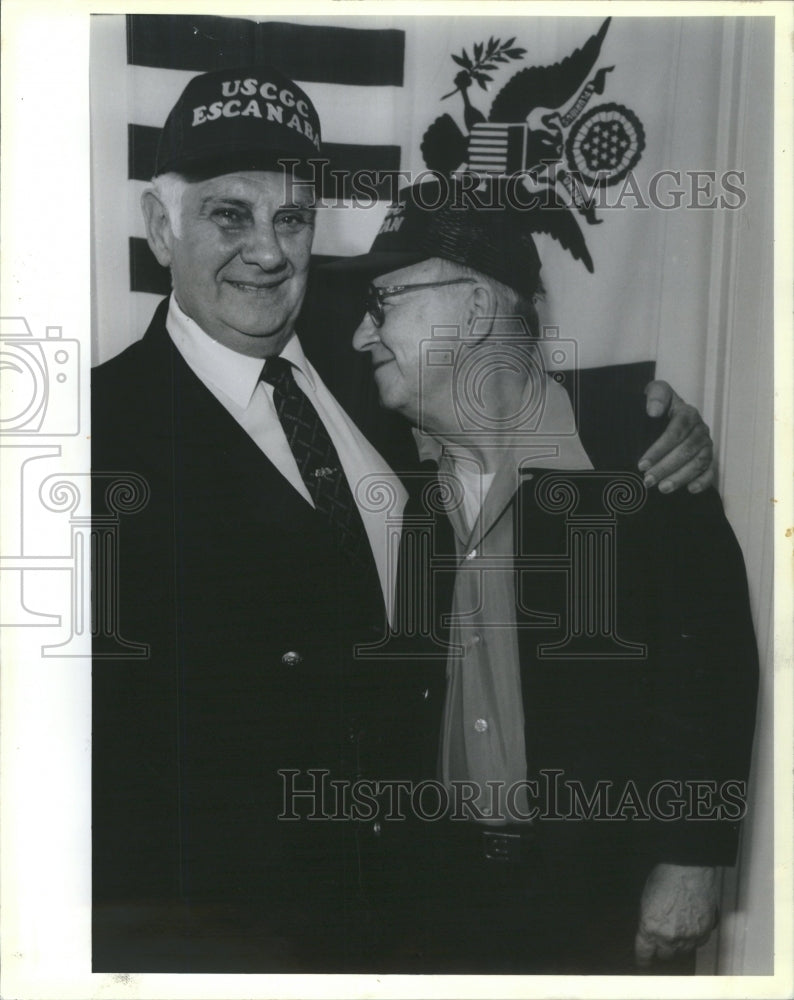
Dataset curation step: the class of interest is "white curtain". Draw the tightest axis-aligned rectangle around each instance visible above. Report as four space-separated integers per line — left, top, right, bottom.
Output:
695 18 774 977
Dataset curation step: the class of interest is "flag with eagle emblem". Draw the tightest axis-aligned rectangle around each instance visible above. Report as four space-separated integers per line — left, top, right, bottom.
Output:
91 13 762 380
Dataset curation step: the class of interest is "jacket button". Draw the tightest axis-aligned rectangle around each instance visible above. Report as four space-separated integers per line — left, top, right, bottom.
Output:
372 821 382 837
281 650 303 667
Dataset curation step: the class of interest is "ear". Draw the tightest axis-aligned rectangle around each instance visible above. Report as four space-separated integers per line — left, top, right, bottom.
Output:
463 281 496 343
141 189 175 268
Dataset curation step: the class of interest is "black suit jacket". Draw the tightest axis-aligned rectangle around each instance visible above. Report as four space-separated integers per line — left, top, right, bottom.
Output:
92 297 757 970
92 298 391 970
352 388 758 975
377 388 758 867
513 407 759 866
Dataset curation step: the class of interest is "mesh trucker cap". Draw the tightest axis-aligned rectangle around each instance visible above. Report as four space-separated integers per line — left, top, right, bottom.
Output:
324 176 543 299
154 66 322 179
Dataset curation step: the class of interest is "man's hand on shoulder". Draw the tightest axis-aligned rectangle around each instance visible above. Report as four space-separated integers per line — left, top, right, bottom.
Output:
639 381 715 495
634 863 718 968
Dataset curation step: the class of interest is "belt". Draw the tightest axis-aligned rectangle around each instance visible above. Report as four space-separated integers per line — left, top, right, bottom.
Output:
481 827 536 863
425 818 540 866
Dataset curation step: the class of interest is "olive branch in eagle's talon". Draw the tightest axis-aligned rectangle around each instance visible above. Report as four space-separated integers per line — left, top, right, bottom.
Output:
442 37 527 129
422 19 644 275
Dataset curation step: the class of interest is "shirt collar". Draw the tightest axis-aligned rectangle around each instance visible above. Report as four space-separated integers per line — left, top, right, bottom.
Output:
166 294 315 408
412 374 591 471
414 432 443 465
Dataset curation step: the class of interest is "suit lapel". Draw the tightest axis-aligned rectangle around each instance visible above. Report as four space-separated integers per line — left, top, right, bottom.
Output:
139 298 316 510
461 378 595 552
464 442 584 554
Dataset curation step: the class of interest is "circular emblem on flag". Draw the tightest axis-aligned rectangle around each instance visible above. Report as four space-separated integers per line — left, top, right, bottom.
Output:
565 102 646 186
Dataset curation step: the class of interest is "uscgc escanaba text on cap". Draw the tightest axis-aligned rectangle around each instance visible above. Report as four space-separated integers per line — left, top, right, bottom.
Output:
154 66 322 179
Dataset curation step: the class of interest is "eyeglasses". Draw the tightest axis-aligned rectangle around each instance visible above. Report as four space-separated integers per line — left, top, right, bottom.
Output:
365 279 476 328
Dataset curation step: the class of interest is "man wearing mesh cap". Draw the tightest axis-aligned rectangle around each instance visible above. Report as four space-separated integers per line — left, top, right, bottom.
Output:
92 66 721 972
335 176 758 974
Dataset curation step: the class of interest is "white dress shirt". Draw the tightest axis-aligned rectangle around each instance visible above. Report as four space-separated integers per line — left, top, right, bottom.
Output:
166 295 406 622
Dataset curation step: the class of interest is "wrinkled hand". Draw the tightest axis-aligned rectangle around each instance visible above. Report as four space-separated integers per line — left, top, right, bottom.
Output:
639 381 715 494
634 863 718 968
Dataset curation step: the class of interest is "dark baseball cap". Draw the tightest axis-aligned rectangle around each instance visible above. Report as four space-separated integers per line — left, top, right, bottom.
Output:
154 65 322 179
324 175 543 299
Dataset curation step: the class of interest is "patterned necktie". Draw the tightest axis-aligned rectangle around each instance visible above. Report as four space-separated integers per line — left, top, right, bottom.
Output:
260 356 373 571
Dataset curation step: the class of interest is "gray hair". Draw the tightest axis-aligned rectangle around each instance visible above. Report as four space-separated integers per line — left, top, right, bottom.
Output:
430 258 543 337
147 172 191 239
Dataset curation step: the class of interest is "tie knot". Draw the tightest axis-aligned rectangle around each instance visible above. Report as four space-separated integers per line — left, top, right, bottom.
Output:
260 355 294 388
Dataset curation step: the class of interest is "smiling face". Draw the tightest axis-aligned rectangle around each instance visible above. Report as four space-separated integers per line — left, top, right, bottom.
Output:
352 260 473 431
148 171 315 357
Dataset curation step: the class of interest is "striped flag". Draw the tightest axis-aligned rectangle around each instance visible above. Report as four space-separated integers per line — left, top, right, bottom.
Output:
467 123 528 175
125 14 406 299
92 13 417 361
91 14 754 375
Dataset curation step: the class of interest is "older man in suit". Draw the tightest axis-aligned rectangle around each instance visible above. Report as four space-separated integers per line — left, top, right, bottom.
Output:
91 65 406 972
337 177 758 974
92 67 720 973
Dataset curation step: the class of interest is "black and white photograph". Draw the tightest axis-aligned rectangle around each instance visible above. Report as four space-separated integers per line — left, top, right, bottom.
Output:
1 3 791 997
